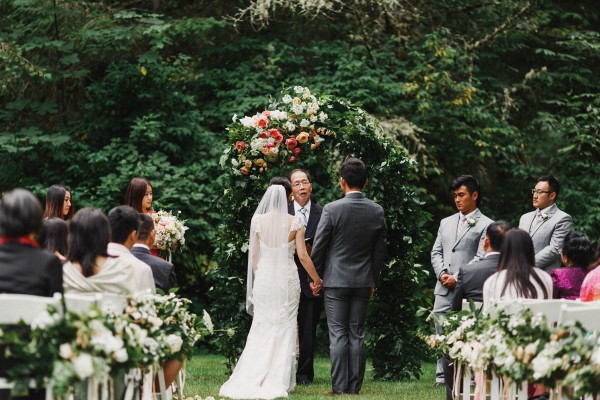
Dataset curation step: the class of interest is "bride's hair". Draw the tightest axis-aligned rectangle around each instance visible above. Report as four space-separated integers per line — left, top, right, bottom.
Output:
269 176 292 197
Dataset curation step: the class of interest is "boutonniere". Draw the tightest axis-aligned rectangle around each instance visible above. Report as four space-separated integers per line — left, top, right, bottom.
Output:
541 213 549 222
466 217 478 227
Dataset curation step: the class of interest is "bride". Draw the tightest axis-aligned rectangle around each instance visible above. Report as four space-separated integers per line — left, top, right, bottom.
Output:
220 177 323 399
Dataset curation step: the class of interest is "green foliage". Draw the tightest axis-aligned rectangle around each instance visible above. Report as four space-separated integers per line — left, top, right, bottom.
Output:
209 86 430 379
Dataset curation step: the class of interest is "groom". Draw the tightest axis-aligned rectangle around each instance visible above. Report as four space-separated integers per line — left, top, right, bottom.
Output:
311 157 387 395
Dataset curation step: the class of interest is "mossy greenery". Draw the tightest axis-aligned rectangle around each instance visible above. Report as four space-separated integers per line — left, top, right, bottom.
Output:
209 86 431 380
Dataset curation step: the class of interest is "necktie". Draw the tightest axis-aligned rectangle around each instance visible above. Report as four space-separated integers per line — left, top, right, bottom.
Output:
457 215 467 237
299 207 308 227
531 209 542 232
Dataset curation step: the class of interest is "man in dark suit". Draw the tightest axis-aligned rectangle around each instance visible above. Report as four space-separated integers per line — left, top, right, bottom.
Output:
311 158 387 395
131 213 176 292
451 220 511 311
288 169 323 385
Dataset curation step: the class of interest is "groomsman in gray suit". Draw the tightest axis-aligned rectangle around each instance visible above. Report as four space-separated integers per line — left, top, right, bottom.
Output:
311 158 387 395
430 175 493 385
519 175 572 271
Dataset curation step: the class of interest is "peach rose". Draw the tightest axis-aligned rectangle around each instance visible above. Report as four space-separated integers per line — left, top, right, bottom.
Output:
240 167 249 175
296 132 309 143
254 158 267 167
293 97 301 105
235 141 246 152
244 160 252 168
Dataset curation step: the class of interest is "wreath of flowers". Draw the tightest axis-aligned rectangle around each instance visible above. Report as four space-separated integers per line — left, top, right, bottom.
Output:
221 86 334 177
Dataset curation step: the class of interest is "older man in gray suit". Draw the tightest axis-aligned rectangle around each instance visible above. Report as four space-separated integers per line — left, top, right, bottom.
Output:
431 175 493 386
311 158 387 395
519 175 572 271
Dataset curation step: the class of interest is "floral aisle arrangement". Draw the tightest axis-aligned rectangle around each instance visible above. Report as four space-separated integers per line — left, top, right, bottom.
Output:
424 303 600 398
0 292 211 398
151 210 188 258
221 85 334 177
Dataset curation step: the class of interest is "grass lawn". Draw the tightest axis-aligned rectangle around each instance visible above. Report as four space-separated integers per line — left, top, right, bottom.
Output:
184 354 444 399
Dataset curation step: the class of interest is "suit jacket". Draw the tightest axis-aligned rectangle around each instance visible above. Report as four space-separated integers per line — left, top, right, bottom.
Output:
131 245 176 292
0 244 63 296
288 201 323 298
518 204 572 271
311 192 387 288
451 253 500 311
431 209 493 312
107 243 156 294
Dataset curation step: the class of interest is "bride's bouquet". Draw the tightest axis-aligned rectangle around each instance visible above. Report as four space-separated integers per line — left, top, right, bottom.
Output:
151 210 188 253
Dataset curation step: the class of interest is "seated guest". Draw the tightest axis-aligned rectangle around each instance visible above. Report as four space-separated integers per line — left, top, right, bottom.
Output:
483 228 552 311
0 188 63 296
39 217 68 261
107 206 156 294
452 220 511 311
131 214 176 292
579 240 600 302
551 232 592 300
63 208 140 294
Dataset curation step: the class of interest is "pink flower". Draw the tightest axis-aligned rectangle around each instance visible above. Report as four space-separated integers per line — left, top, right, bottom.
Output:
288 156 296 163
293 147 301 156
274 133 283 143
266 142 274 149
235 141 246 152
262 110 270 117
257 116 268 128
269 129 280 138
285 138 297 148
259 131 268 139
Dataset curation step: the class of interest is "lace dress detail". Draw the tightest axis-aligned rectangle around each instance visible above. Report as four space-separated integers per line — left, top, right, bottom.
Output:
219 215 303 399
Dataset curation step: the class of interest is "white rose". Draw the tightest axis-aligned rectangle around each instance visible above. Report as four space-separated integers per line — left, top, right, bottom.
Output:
291 104 303 114
31 311 57 330
166 334 183 353
148 316 163 327
73 353 95 379
114 348 128 363
294 86 304 94
59 343 73 359
282 95 292 103
240 116 254 127
299 119 310 127
232 114 238 122
284 122 296 132
319 111 328 122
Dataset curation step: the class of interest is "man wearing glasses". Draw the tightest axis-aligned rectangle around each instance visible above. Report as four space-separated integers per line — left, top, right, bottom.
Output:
288 169 323 386
519 175 572 271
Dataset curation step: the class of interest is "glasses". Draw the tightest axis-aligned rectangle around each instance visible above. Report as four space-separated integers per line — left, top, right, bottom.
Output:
531 189 553 195
292 180 311 188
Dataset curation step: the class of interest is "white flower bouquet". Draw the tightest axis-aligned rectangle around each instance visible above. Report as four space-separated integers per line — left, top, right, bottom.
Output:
151 210 188 253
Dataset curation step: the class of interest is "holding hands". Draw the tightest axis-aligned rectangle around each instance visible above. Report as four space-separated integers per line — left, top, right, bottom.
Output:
310 277 323 296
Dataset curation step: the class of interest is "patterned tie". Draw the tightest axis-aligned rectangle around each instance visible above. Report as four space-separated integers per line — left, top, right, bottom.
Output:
531 209 542 232
299 207 308 227
457 215 467 237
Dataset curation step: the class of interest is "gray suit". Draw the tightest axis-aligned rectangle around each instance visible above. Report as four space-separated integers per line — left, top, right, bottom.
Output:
451 253 500 311
431 209 493 313
518 204 572 271
311 192 387 394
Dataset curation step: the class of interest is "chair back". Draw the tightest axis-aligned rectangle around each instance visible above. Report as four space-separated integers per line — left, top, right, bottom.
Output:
0 293 62 324
559 303 600 331
64 292 102 314
520 299 581 327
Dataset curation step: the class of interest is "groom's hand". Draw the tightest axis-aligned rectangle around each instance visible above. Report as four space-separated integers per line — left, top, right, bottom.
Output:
442 274 457 289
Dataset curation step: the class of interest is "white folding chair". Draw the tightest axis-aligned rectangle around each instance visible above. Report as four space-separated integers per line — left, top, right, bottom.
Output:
461 299 483 311
0 293 62 400
64 292 102 314
558 303 600 331
520 299 582 328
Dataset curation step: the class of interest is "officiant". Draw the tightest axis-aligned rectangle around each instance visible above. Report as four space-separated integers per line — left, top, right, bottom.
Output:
288 169 323 385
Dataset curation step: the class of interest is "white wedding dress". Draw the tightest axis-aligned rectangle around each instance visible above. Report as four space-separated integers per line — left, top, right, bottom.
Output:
219 213 303 399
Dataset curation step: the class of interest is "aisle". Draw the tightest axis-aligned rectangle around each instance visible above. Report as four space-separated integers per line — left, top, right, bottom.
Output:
184 354 444 400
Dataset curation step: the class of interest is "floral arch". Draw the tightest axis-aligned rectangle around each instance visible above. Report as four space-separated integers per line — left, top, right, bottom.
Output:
208 86 430 380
